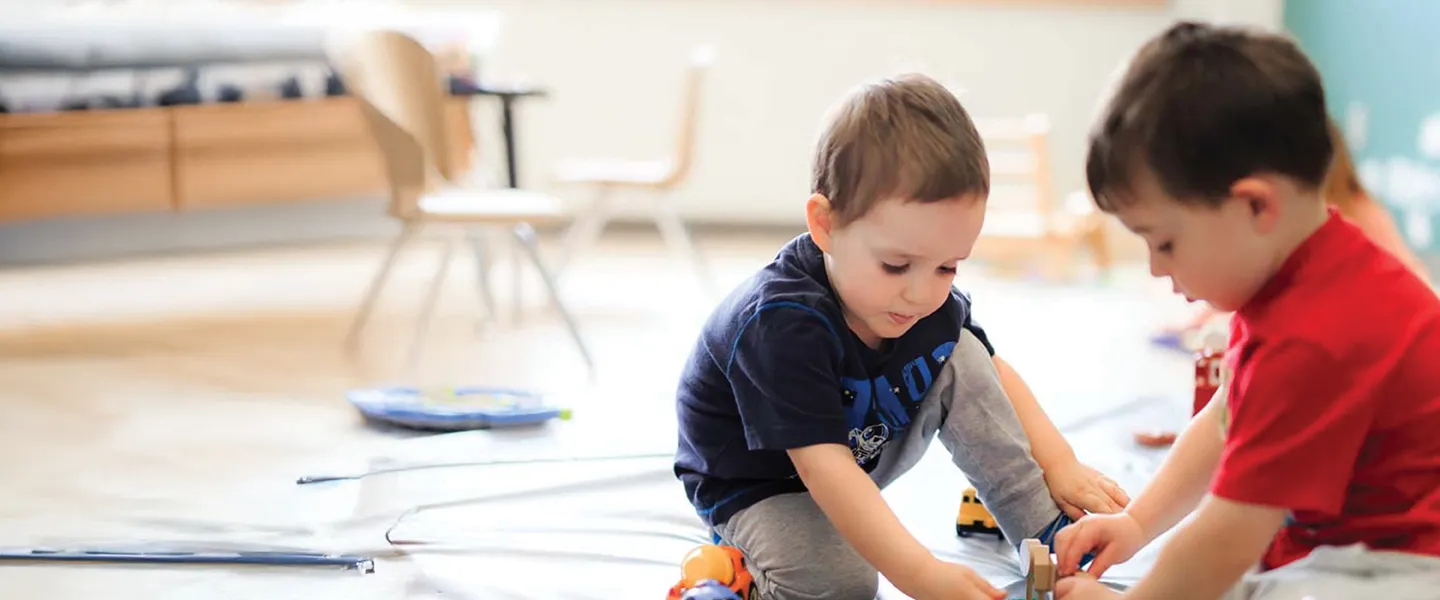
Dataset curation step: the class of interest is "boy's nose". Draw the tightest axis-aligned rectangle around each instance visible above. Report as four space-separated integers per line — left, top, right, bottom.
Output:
1148 256 1167 278
903 277 945 306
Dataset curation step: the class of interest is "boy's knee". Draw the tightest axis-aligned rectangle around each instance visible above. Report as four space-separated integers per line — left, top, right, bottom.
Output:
721 494 879 600
761 552 877 600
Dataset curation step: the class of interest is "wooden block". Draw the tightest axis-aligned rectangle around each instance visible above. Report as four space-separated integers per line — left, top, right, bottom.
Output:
1022 538 1057 600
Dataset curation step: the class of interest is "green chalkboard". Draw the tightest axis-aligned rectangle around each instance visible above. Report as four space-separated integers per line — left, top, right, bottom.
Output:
1284 0 1440 253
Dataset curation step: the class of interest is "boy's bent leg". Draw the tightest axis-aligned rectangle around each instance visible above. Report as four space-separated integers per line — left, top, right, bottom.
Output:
714 492 879 600
1226 544 1440 600
924 328 1062 546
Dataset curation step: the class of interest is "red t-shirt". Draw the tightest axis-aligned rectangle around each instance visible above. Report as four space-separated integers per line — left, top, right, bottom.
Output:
1211 208 1440 571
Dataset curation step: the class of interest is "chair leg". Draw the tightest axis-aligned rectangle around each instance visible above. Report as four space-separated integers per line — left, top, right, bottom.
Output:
510 222 596 380
512 232 525 323
406 233 456 380
346 222 419 350
653 195 715 297
554 186 614 274
466 229 500 332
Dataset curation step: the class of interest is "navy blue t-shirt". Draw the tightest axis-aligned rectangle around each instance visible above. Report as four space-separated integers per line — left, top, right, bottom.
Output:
674 233 994 528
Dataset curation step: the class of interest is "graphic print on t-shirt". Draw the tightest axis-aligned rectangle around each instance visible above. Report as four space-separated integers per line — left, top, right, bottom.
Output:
841 339 957 467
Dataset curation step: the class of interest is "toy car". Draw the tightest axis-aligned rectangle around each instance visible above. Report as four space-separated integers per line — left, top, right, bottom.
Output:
678 580 743 600
666 545 755 600
955 486 1003 538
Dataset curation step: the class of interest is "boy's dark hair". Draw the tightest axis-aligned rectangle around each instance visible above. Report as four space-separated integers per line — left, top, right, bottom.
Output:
1086 21 1333 212
812 73 989 227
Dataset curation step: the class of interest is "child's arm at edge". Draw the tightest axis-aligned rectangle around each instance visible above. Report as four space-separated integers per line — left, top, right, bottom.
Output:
993 355 1130 515
992 355 1077 471
788 443 1002 599
1119 495 1287 600
1124 396 1228 546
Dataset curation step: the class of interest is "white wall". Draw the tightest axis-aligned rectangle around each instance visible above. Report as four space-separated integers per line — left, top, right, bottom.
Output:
448 0 1284 226
0 0 1283 263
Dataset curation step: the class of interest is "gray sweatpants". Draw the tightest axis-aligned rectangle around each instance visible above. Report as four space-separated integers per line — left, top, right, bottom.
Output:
712 329 1063 600
1218 544 1440 600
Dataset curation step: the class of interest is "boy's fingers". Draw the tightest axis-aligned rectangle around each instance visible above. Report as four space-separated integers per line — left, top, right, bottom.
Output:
1096 492 1123 514
1060 500 1086 520
1104 479 1132 507
964 569 1004 599
1056 572 1098 599
1086 546 1120 579
1073 491 1118 516
1055 524 1086 574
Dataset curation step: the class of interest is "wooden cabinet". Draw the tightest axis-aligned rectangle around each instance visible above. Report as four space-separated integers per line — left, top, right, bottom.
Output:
0 96 476 222
0 108 175 222
172 99 388 208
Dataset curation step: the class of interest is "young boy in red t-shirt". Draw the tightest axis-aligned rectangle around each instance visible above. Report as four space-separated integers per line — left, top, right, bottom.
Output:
1052 21 1440 600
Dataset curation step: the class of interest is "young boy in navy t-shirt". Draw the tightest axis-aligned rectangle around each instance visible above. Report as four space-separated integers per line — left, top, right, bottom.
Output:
673 73 1128 600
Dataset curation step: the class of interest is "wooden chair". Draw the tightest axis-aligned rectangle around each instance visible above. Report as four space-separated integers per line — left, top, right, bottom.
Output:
971 114 1112 281
329 28 594 378
549 45 716 295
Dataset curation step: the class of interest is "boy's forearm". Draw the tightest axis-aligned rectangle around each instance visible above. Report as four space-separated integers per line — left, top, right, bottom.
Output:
788 443 935 593
1123 496 1287 600
992 355 1077 470
1124 398 1227 544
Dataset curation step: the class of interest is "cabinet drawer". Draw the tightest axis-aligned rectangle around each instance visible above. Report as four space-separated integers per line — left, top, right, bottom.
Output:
0 110 173 222
172 98 370 151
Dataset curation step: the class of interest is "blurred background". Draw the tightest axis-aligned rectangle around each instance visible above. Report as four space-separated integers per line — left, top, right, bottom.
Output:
0 0 1433 597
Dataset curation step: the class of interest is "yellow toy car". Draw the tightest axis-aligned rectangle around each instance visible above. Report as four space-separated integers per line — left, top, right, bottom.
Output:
955 486 1002 538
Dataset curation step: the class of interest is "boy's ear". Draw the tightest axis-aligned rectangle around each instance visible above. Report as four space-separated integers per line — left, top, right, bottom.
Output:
805 194 836 252
1229 176 1282 233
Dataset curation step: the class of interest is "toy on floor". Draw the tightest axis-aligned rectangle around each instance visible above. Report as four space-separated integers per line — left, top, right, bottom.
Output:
676 580 743 600
345 385 570 432
955 486 1003 538
665 544 755 600
1021 538 1057 600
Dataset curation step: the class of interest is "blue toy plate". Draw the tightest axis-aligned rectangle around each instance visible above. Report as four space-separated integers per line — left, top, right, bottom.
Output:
346 386 565 432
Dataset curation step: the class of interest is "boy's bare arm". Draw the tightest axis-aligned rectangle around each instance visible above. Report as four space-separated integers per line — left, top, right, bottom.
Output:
991 355 1076 470
1125 397 1228 543
786 444 938 592
993 355 1130 515
1123 496 1288 600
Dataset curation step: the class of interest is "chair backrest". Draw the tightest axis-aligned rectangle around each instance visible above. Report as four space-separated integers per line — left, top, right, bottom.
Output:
658 45 714 189
973 113 1056 233
329 29 460 218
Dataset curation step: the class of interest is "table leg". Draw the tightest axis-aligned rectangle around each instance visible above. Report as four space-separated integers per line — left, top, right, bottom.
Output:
501 96 518 188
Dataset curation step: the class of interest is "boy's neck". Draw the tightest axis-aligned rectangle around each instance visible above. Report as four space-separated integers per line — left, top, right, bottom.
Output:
1274 199 1331 261
1255 198 1332 290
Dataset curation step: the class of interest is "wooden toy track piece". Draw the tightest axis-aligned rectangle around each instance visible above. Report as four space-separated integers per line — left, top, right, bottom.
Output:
1133 430 1178 447
1021 538 1056 600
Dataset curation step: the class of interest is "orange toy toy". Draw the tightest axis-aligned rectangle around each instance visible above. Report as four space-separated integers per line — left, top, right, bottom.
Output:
666 544 756 600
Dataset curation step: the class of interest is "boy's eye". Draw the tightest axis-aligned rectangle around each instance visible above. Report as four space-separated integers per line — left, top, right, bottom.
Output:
882 263 909 274
938 266 958 275
1156 241 1174 254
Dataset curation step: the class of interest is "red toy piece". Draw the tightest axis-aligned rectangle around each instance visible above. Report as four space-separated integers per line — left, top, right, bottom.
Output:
1193 347 1224 414
666 544 755 600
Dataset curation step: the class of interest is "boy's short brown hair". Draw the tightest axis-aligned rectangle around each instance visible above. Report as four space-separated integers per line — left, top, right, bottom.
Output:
811 73 989 227
1086 21 1333 212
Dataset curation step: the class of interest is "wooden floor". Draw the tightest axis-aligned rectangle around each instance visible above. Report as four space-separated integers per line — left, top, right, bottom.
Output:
0 228 1193 597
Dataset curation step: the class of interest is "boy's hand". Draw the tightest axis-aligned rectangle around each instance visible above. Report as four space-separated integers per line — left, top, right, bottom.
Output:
1045 460 1130 519
1054 513 1145 578
901 558 1006 600
1056 571 1122 600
